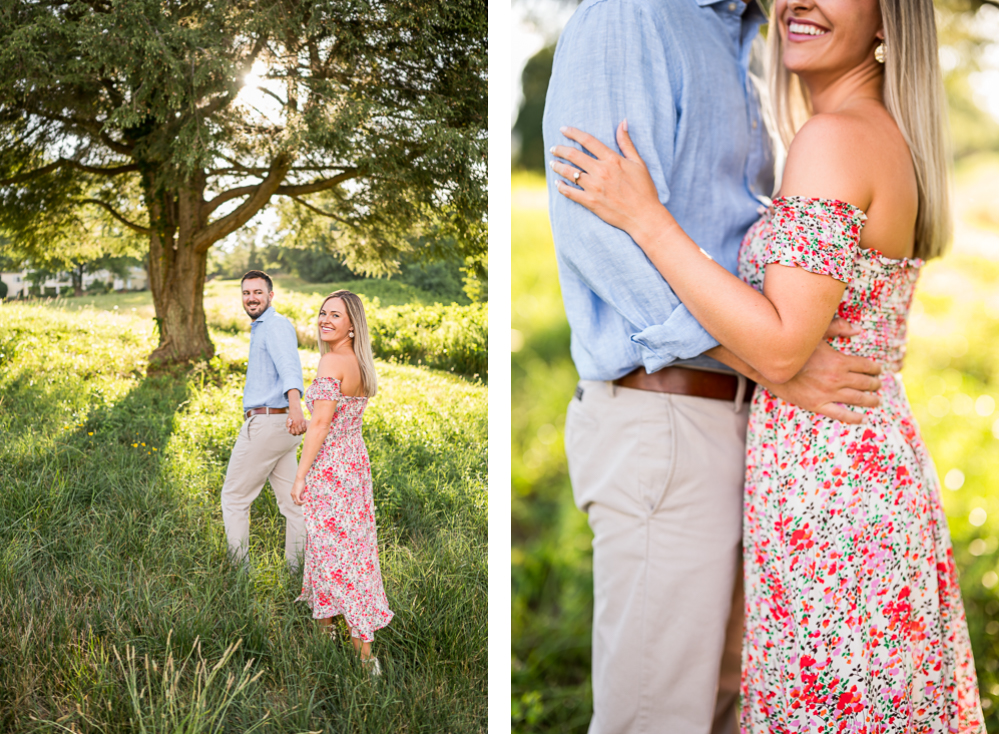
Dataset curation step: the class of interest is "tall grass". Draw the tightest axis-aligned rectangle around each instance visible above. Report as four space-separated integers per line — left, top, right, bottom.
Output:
511 169 1000 732
0 302 486 732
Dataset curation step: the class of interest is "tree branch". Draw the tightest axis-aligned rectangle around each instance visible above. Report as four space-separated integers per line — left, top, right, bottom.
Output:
200 182 261 217
286 195 354 227
0 158 138 186
201 167 358 218
193 155 295 252
78 199 152 235
23 106 135 156
275 169 358 197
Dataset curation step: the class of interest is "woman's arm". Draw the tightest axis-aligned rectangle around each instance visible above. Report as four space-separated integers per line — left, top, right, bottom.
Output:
551 117 871 384
290 353 345 506
290 398 338 505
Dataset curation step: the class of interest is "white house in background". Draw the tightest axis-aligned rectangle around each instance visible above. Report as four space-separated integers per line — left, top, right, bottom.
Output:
79 265 147 291
111 265 148 291
1 271 29 298
0 265 148 298
1 270 74 296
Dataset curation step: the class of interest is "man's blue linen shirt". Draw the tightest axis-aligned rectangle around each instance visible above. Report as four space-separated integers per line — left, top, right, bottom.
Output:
542 0 774 381
243 306 305 411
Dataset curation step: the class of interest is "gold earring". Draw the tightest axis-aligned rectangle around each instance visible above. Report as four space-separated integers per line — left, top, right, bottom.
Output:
874 42 886 64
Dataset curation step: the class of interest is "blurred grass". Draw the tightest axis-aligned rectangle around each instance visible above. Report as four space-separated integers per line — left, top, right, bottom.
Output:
0 299 487 732
510 162 1000 732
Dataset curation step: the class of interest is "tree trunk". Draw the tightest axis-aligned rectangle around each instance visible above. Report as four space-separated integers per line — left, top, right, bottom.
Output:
72 265 84 298
146 179 215 366
140 159 290 367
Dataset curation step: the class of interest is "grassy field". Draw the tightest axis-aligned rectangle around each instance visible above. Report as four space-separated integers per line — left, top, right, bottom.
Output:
511 162 1000 733
36 276 487 380
0 292 487 732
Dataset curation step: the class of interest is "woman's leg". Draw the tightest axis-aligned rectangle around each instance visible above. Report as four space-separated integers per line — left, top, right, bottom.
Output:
350 634 373 660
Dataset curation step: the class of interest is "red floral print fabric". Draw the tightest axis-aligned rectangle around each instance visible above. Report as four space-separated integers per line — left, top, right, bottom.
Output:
297 376 393 642
736 197 985 733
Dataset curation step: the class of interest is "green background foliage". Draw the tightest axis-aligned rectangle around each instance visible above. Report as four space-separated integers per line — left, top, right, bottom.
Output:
0 287 486 731
511 154 1000 731
35 276 488 380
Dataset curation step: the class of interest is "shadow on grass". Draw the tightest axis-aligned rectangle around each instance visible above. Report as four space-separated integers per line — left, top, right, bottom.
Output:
0 357 487 732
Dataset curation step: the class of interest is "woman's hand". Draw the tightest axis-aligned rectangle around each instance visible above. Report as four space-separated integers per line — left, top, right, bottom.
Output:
550 120 674 240
291 477 307 506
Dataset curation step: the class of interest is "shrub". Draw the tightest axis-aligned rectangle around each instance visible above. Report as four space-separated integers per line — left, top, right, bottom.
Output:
368 302 487 379
204 289 488 379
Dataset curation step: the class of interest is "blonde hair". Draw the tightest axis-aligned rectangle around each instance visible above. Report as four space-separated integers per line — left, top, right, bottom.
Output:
316 290 378 397
766 0 952 259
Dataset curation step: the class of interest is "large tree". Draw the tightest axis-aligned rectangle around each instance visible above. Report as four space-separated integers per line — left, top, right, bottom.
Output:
0 0 486 364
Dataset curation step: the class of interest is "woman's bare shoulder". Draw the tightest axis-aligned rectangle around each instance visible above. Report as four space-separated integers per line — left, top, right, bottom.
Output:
780 112 876 210
316 351 356 380
781 105 911 213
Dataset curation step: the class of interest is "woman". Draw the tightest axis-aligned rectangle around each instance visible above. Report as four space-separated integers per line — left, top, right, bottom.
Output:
291 290 393 675
550 0 985 730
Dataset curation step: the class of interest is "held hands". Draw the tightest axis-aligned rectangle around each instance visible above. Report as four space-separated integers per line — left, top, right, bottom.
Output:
291 476 307 506
764 318 883 425
286 407 308 436
550 120 668 238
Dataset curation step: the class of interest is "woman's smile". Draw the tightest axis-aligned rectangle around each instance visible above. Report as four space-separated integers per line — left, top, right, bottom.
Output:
787 19 830 41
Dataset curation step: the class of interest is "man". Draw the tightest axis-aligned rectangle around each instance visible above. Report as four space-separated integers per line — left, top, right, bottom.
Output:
220 270 309 570
542 2 882 732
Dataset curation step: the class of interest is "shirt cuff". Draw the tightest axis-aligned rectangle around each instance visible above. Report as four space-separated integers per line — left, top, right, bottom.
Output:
283 381 305 401
630 305 719 373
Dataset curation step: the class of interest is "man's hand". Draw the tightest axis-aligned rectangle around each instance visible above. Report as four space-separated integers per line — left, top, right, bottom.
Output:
286 407 308 435
760 318 881 425
285 390 308 435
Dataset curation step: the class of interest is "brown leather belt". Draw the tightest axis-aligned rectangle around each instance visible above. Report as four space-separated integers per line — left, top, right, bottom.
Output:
613 366 755 402
245 407 289 419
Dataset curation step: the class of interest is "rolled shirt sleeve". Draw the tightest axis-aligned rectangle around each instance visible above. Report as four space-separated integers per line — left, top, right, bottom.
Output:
542 0 771 381
266 317 305 400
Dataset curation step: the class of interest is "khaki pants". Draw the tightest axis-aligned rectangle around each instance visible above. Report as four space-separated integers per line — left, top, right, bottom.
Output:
565 380 748 734
220 413 305 569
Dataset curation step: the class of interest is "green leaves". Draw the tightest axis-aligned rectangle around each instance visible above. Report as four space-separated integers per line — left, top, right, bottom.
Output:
0 0 486 255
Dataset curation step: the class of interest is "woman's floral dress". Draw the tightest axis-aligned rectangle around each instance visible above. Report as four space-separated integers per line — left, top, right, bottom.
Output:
737 197 985 733
297 376 393 642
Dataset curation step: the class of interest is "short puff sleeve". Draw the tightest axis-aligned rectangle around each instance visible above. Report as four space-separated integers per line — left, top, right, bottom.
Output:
765 197 866 284
305 376 343 412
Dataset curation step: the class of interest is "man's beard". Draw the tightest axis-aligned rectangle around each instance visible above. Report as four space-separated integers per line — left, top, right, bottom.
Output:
244 298 270 319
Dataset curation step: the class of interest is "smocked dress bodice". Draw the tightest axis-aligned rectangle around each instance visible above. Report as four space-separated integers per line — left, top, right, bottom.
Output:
738 196 922 373
305 375 368 439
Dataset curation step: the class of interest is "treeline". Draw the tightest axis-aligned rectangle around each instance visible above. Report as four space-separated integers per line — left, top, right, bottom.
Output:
210 242 479 306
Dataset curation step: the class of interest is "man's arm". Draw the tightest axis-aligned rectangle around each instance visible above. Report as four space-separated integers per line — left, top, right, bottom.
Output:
707 318 882 425
266 319 307 435
542 1 719 372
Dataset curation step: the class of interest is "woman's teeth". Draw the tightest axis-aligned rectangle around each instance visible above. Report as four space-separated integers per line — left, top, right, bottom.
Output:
789 22 827 36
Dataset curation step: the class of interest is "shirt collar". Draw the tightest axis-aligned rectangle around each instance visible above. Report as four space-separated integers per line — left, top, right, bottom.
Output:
695 0 767 19
252 305 277 326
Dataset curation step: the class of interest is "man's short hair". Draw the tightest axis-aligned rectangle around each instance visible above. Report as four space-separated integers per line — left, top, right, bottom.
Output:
241 270 273 293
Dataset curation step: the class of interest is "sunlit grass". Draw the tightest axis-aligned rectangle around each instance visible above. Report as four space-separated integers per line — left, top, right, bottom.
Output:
16 275 486 378
0 300 486 732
